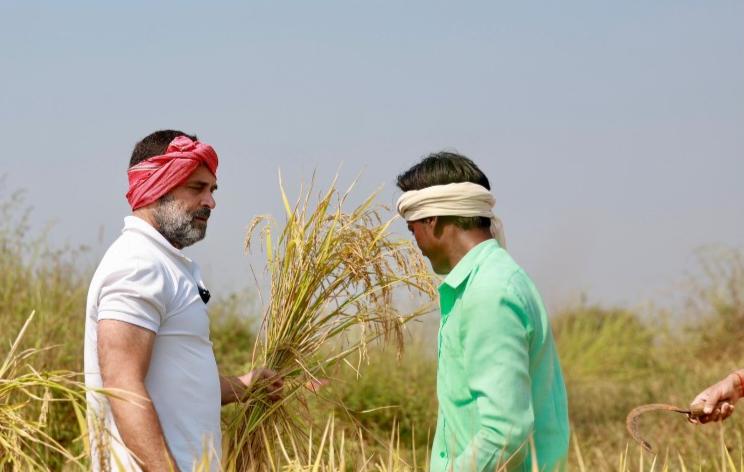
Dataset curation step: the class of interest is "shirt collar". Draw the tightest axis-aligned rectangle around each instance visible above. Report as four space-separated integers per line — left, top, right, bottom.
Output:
440 239 498 290
123 215 192 262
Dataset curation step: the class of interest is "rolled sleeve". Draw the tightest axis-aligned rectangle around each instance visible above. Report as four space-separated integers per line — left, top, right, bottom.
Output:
455 286 534 471
96 256 168 333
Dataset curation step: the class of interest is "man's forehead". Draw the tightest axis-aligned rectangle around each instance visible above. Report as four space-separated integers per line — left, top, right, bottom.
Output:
186 165 218 186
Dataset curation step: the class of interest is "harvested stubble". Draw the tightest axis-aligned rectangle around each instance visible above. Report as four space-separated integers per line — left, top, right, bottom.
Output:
221 176 435 470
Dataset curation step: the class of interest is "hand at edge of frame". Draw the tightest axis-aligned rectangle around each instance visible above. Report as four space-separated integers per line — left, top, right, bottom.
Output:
689 370 744 424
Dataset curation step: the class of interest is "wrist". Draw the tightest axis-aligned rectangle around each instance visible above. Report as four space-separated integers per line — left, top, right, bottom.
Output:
730 370 744 398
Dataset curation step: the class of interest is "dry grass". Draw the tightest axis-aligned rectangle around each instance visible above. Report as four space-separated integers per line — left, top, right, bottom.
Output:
222 176 436 470
3 182 744 471
0 311 87 470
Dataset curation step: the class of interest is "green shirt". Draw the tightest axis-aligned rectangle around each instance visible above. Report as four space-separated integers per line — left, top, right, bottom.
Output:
430 239 569 472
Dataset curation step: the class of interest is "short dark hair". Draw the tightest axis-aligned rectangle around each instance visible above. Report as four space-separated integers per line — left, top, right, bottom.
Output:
396 151 491 230
129 129 198 168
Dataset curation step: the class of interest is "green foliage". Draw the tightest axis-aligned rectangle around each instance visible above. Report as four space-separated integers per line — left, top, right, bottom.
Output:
554 305 660 426
210 292 259 374
683 246 744 363
0 190 88 371
0 189 90 468
554 305 658 378
324 343 437 462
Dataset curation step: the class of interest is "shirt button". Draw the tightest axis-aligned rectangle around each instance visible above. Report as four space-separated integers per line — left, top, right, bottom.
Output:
440 451 446 458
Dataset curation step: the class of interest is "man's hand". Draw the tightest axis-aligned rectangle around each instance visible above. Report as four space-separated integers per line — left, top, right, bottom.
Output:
690 370 744 424
240 368 284 402
220 368 283 405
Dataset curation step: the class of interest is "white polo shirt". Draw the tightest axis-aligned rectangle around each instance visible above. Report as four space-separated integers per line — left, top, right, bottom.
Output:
84 216 221 471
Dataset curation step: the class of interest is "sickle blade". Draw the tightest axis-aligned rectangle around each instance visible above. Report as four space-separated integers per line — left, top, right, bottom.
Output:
626 403 692 454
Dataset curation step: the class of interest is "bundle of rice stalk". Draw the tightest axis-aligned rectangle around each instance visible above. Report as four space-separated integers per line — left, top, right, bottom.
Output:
223 176 435 470
0 311 88 470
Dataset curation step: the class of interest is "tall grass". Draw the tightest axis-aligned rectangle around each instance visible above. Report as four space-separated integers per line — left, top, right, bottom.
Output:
3 182 744 470
0 311 87 470
553 289 744 470
0 188 91 469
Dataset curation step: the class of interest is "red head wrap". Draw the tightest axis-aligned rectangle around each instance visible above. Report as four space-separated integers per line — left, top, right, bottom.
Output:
126 136 219 210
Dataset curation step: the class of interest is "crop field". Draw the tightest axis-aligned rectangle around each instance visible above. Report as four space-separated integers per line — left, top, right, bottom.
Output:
2 186 744 471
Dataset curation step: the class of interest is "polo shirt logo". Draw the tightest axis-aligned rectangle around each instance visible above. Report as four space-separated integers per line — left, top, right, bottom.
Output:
198 287 211 304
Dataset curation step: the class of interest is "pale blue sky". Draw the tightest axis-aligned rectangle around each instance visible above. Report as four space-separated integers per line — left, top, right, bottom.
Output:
1 1 742 309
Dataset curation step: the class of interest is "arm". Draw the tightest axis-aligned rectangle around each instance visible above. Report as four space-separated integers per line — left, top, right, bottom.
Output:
690 369 744 423
98 320 179 472
220 369 283 405
454 288 533 472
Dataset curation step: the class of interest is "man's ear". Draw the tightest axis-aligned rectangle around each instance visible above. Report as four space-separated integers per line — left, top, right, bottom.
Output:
431 216 446 238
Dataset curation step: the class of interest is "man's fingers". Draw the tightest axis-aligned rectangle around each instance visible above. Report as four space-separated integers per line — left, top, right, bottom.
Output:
692 390 708 405
258 368 275 380
708 407 723 422
703 389 723 414
270 376 284 399
691 388 714 413
239 368 284 404
263 372 283 403
251 368 283 387
270 380 283 393
699 409 721 424
263 369 283 386
690 400 706 417
721 402 735 420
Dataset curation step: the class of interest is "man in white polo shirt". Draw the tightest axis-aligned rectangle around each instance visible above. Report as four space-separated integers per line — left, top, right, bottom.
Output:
84 130 282 471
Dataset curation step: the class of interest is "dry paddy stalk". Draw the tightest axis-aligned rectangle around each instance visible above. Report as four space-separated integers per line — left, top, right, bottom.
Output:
223 176 435 471
0 311 87 470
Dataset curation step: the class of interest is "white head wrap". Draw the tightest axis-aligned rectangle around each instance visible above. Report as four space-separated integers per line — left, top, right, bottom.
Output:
396 182 506 248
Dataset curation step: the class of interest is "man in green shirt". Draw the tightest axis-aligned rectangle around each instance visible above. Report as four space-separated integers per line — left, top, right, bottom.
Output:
396 152 570 471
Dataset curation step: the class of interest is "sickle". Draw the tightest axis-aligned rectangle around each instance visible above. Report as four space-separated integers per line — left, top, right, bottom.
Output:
626 403 705 453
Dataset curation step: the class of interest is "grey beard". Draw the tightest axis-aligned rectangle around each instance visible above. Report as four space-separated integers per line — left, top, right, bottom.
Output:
153 195 208 249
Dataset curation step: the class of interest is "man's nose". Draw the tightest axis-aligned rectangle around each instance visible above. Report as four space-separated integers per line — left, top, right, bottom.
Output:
204 192 216 209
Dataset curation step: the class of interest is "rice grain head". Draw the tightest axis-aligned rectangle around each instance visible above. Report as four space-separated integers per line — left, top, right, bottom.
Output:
224 175 435 470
